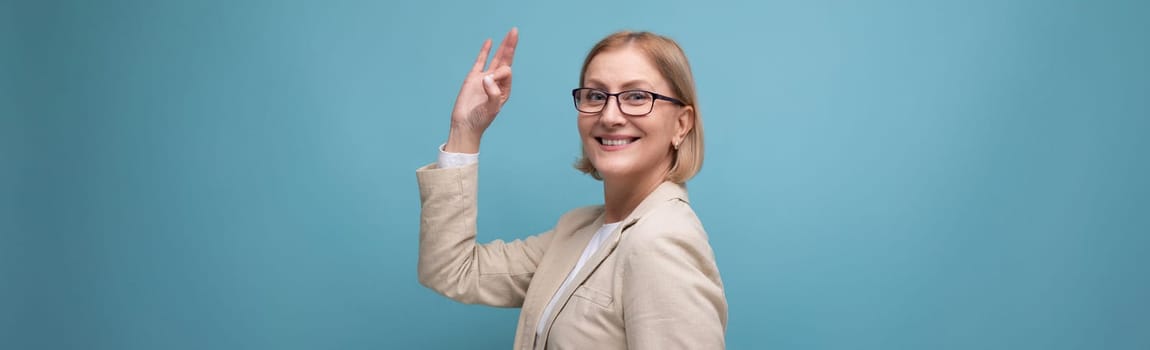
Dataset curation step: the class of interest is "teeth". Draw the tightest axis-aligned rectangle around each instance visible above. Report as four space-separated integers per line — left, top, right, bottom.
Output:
601 138 634 146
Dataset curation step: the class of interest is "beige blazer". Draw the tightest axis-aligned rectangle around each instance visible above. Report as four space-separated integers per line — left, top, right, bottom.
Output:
417 163 727 349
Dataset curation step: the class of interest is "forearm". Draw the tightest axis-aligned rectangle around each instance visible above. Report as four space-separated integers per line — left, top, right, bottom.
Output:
415 162 548 307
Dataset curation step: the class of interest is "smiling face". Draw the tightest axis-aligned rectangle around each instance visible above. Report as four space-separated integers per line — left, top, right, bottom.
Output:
577 46 694 185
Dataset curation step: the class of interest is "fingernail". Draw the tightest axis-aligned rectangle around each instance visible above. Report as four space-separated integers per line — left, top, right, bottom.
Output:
484 75 494 83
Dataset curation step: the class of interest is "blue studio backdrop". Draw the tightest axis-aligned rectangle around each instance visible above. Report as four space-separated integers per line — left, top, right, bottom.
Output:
4 0 1149 349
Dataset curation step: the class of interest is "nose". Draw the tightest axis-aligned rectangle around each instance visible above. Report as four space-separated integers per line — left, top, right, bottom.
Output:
598 96 627 127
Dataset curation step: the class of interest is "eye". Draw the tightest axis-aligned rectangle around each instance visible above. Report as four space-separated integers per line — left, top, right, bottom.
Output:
586 90 608 102
620 91 652 105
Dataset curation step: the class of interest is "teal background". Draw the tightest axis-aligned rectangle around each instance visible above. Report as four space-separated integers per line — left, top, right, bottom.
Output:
5 0 1149 349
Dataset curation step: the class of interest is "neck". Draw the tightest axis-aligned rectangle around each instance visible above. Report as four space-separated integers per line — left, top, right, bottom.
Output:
601 174 666 223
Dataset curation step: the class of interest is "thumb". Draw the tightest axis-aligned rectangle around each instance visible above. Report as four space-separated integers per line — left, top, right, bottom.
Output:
482 74 502 99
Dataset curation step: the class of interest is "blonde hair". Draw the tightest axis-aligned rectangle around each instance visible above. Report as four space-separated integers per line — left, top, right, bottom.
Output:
574 31 704 184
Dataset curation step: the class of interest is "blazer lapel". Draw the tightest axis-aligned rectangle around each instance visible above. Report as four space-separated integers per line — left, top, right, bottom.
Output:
532 214 605 302
536 182 690 345
536 219 626 348
521 210 604 349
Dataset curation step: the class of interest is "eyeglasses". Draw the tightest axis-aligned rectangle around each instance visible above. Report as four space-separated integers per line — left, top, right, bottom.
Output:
571 88 686 116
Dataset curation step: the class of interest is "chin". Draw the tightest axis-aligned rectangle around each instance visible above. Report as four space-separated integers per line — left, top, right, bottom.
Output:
590 159 639 180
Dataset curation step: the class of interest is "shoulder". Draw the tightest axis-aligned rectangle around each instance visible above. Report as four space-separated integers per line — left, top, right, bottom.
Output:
630 199 706 240
618 199 712 257
616 199 723 289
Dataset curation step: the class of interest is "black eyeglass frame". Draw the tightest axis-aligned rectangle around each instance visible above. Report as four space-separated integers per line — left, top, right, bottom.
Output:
571 88 686 116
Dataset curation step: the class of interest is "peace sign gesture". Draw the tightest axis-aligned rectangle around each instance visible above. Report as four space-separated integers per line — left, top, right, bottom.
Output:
446 28 519 154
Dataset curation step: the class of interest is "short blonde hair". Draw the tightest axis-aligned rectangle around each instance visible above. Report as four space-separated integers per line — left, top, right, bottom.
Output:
574 31 704 184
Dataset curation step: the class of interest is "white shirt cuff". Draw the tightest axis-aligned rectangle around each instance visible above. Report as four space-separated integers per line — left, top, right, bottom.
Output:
437 143 479 169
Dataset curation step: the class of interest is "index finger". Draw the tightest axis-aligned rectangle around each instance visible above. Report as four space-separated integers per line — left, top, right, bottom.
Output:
489 27 519 69
471 38 493 72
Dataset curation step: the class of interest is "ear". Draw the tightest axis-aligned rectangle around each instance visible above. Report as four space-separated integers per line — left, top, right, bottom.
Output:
674 106 695 145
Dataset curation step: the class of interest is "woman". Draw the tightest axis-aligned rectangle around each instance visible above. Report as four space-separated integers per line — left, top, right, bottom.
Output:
416 28 727 349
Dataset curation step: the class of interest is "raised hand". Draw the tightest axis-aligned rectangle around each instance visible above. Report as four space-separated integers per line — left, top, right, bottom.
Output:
446 27 519 154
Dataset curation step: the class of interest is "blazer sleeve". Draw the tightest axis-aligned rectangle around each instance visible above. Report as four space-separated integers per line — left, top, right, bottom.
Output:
621 201 728 349
416 162 553 307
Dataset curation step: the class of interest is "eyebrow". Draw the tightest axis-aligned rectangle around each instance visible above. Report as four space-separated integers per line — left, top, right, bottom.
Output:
583 78 656 91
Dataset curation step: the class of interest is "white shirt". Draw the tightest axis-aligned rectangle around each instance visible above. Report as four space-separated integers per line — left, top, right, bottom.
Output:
434 145 616 341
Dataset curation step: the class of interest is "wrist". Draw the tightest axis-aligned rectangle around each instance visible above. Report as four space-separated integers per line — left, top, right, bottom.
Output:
445 127 482 154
